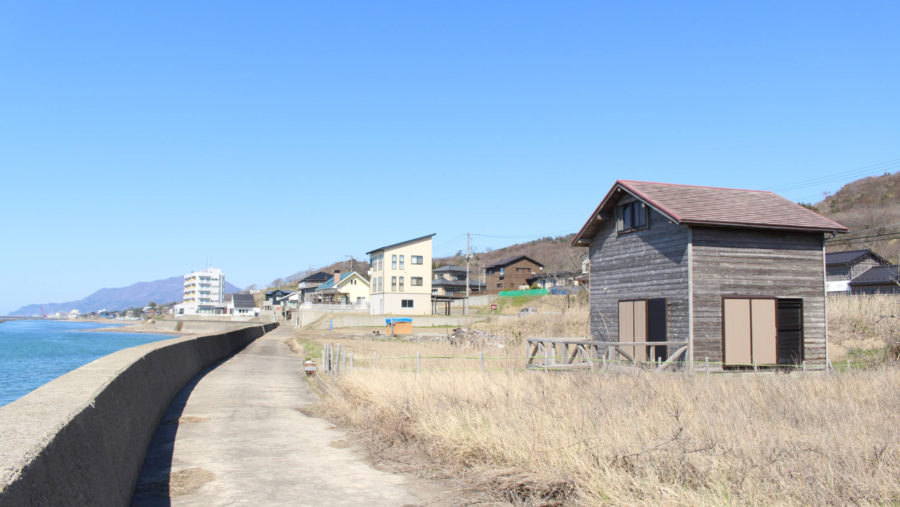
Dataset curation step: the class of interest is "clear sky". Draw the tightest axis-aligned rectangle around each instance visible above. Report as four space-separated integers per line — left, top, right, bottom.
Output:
1 1 898 313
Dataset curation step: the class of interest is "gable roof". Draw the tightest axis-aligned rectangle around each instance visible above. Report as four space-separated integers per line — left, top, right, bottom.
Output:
299 271 332 283
573 180 848 246
485 255 544 270
232 293 256 309
433 265 466 273
315 271 369 291
366 234 436 255
848 265 899 286
825 249 890 266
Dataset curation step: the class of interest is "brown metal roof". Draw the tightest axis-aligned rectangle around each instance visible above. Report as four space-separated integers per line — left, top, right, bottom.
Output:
573 180 848 246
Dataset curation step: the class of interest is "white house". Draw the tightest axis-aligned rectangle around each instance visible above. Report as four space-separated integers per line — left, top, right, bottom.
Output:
368 234 434 315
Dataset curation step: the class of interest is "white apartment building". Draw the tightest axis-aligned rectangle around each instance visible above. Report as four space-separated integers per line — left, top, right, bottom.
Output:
367 234 434 315
175 267 228 316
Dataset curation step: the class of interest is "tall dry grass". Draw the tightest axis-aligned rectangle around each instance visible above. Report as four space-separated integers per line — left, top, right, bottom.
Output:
306 294 900 504
318 368 900 505
828 295 899 346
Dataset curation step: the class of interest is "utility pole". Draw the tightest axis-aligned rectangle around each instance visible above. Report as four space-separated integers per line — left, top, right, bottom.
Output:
465 233 471 315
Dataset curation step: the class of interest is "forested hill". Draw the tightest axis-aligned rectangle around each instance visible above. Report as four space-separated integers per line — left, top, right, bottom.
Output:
816 171 900 262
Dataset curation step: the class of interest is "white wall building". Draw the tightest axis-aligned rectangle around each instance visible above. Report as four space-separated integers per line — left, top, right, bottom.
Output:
367 234 434 315
175 267 228 316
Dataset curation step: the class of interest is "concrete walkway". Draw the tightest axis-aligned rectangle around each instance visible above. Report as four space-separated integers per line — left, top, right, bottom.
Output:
132 326 453 506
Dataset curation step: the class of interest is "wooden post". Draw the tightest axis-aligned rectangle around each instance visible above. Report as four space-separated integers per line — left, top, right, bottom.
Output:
322 346 327 372
802 360 806 372
480 351 485 371
350 352 354 370
417 351 421 373
847 359 851 372
550 344 556 366
753 360 758 372
705 357 709 374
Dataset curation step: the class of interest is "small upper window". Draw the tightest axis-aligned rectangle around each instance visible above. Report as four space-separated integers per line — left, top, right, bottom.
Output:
411 255 423 265
616 201 648 233
391 255 397 270
399 255 405 270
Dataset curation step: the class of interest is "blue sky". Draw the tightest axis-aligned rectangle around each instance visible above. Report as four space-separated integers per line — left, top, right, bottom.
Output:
1 1 898 313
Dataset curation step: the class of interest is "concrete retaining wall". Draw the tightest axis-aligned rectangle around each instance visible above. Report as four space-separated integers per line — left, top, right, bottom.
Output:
0 322 278 506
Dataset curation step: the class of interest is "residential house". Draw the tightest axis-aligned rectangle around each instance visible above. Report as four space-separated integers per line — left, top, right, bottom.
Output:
848 265 900 294
297 271 333 303
484 256 544 294
825 249 891 294
312 270 370 305
264 289 293 309
572 180 847 370
527 271 578 291
575 251 590 287
431 265 485 296
368 234 434 315
226 293 260 317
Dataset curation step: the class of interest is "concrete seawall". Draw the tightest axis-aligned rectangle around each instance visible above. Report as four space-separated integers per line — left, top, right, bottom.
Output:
0 322 278 506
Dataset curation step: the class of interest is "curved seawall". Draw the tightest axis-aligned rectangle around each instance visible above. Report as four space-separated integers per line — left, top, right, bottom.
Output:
0 322 278 506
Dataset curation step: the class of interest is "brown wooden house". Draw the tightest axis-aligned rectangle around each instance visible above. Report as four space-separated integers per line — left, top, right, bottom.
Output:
484 256 544 294
572 180 848 370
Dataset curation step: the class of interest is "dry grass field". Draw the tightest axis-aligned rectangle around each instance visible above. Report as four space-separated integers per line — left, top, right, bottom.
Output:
300 294 900 505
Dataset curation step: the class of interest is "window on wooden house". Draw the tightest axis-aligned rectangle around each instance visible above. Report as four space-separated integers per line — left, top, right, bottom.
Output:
616 201 648 233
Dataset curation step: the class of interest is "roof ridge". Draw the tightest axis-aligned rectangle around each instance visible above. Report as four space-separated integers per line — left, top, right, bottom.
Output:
619 179 776 194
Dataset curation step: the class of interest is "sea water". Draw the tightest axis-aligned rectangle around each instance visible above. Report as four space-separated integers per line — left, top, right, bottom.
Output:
0 319 173 406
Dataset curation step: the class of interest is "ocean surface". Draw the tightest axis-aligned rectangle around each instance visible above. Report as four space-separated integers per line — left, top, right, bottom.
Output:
0 319 173 407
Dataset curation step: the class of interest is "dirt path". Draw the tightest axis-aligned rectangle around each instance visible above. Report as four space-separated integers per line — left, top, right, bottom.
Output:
132 326 465 506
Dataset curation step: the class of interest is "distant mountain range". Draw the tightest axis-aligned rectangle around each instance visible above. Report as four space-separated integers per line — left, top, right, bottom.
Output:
10 276 243 316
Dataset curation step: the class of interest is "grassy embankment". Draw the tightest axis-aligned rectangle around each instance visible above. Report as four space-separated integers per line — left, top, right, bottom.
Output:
303 295 899 505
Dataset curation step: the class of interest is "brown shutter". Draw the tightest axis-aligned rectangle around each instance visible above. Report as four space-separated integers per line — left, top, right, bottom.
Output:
724 299 751 365
751 299 777 364
618 301 634 360
633 300 648 362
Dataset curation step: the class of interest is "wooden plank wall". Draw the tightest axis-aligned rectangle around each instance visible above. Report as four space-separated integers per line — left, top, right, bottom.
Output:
691 228 827 367
588 207 690 344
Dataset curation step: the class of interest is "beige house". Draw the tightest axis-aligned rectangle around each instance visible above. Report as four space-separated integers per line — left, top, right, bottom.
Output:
312 270 370 305
367 234 434 315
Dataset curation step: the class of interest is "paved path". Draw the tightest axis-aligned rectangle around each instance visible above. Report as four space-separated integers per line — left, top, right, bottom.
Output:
132 326 453 506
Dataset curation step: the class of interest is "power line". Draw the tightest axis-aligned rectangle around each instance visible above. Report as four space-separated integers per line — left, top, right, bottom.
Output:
766 158 900 193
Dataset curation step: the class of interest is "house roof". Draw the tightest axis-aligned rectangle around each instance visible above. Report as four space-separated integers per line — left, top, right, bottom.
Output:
366 234 436 255
485 255 544 270
573 180 848 246
232 293 257 309
315 271 369 291
825 249 889 266
432 278 486 289
433 265 466 273
299 271 333 283
848 265 899 286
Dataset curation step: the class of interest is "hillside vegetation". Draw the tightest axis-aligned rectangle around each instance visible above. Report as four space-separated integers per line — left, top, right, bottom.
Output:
817 171 900 262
